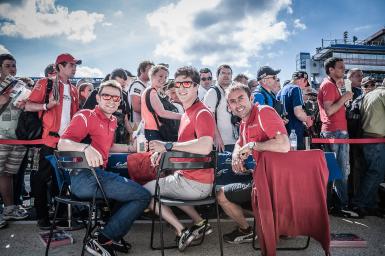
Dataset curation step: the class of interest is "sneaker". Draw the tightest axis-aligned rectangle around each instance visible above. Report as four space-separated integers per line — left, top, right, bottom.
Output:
223 226 254 244
190 220 213 240
2 205 29 220
0 215 7 229
178 228 196 252
110 239 131 253
86 238 116 256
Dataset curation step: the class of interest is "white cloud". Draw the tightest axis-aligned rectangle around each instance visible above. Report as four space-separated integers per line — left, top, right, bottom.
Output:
76 66 104 78
353 25 372 32
113 10 123 17
287 6 293 14
293 19 306 30
102 22 112 27
0 0 104 43
147 0 292 68
0 44 11 54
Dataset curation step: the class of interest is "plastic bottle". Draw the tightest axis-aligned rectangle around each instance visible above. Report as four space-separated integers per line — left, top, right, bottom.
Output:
289 129 297 151
136 121 146 153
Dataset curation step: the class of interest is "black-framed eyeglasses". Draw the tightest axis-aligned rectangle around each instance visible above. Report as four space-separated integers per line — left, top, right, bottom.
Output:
201 77 212 81
100 93 121 102
175 81 195 88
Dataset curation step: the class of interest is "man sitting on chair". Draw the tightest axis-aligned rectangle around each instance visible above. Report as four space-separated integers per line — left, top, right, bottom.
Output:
145 66 216 252
217 82 289 244
57 80 151 256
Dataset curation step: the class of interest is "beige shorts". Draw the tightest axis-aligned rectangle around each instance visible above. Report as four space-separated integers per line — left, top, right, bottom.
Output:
0 144 27 175
143 172 212 200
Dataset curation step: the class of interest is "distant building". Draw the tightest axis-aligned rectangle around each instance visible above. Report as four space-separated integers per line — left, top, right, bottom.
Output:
297 28 385 88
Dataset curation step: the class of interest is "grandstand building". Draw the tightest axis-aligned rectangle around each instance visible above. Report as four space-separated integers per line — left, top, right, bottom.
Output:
297 28 385 87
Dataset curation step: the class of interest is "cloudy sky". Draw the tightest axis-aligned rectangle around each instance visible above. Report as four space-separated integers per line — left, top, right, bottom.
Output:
0 0 384 81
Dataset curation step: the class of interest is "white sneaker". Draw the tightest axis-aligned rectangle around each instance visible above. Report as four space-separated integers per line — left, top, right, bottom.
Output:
0 215 7 228
3 205 29 220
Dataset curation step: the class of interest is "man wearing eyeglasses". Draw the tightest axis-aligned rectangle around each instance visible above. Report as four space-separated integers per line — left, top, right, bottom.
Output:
276 71 314 150
26 53 80 230
253 66 280 107
58 80 151 255
146 66 216 251
198 68 213 101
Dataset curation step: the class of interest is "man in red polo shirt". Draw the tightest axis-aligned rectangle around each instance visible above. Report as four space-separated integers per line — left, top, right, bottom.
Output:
146 66 216 252
317 57 353 217
25 53 79 229
58 80 150 256
217 82 289 244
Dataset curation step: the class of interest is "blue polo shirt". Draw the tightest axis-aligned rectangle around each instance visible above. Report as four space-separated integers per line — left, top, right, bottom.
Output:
276 83 305 148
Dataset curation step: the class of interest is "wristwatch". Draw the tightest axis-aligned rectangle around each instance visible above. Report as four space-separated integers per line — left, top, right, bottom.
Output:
248 142 256 150
164 142 174 151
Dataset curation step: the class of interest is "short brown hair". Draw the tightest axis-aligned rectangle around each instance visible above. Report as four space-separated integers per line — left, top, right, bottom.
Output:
149 64 169 79
98 80 122 95
225 82 251 100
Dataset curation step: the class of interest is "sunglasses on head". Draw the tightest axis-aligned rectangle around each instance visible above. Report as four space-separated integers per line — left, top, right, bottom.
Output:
100 93 121 102
175 81 195 88
201 77 212 81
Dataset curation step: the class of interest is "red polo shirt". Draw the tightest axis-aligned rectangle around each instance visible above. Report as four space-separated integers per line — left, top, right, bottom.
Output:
177 101 215 184
61 106 117 168
239 104 287 161
28 78 79 147
317 77 347 132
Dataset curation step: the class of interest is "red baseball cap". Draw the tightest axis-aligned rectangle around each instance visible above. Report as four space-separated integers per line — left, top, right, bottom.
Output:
55 53 82 65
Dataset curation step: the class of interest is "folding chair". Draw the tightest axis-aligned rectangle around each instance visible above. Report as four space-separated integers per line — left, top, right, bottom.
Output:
150 150 223 256
45 151 130 256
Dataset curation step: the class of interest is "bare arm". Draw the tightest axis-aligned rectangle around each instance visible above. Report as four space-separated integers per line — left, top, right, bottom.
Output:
58 138 103 168
131 95 141 113
323 92 353 116
110 143 136 153
253 133 290 153
149 136 213 155
25 96 59 112
294 106 313 127
151 92 181 120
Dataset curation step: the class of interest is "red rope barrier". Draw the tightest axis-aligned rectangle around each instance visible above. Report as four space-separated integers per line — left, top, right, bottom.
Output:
312 138 385 144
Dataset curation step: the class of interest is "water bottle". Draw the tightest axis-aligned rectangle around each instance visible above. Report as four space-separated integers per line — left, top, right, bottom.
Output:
136 121 146 153
289 129 297 151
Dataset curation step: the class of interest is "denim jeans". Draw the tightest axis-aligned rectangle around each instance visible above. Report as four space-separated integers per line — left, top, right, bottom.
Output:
352 143 385 209
70 168 151 241
321 130 350 206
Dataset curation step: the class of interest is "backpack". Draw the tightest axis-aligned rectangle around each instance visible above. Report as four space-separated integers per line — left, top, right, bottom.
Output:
257 87 285 118
346 94 365 138
145 88 180 142
210 86 241 138
15 79 53 142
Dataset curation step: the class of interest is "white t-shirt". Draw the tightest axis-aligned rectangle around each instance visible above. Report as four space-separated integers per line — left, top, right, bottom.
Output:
203 85 236 145
58 83 72 135
198 85 209 101
128 79 147 123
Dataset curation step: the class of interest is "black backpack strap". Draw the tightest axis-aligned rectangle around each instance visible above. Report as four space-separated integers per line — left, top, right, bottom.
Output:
145 88 161 130
210 86 221 122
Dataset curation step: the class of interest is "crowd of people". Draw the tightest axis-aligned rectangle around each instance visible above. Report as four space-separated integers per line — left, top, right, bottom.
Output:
0 52 384 255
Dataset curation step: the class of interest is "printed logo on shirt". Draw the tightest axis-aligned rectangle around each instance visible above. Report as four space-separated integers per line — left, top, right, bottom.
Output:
134 88 141 94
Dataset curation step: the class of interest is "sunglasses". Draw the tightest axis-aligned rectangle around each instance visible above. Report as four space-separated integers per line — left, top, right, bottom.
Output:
175 81 195 88
201 77 212 81
363 83 375 88
100 93 121 102
264 75 277 80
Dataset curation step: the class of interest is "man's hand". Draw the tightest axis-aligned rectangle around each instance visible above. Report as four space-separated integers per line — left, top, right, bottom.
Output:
150 152 162 167
215 134 225 152
305 116 314 127
149 140 166 153
342 91 353 103
232 153 245 173
47 95 59 109
84 145 103 167
238 142 254 160
15 99 26 110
